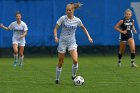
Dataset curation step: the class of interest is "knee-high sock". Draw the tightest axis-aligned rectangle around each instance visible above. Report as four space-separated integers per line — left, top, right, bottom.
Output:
118 53 122 63
131 53 135 63
56 67 62 80
19 56 24 65
72 63 78 77
14 54 18 62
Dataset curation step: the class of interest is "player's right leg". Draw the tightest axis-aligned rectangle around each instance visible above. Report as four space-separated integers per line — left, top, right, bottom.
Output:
13 44 18 67
118 41 126 67
56 53 65 84
55 42 66 84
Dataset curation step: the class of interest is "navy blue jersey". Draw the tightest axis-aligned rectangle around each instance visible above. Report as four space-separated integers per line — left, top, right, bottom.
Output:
119 18 134 41
120 18 134 35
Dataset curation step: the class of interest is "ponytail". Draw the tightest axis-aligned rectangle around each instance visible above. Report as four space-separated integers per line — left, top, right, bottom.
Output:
70 2 83 10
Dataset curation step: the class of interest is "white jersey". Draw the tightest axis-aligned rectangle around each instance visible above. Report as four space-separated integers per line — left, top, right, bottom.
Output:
57 15 83 42
8 21 28 45
57 15 83 53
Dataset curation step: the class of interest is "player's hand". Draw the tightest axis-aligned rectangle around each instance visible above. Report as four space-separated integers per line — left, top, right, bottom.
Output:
19 35 24 39
88 37 93 44
55 37 59 43
133 30 137 34
0 24 4 28
122 30 127 34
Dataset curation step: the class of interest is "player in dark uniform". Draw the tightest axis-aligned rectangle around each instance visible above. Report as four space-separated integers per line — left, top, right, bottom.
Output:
114 9 138 67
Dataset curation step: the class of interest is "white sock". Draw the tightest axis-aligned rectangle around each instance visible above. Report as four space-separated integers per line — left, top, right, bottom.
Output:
19 56 24 65
72 64 78 77
56 67 62 80
131 59 135 64
14 54 18 62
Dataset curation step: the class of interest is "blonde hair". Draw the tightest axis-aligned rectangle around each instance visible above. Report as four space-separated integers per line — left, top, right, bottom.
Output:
124 8 132 16
67 2 83 10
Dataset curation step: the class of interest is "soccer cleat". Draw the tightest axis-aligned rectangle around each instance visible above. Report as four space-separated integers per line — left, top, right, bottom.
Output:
118 62 121 67
55 80 59 84
72 76 76 80
19 62 23 67
19 64 23 67
13 61 18 67
131 63 139 68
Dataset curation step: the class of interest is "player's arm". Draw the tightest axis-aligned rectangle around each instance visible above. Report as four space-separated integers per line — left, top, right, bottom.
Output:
20 31 27 38
81 25 93 43
20 23 28 38
132 20 137 34
54 24 59 43
114 20 127 34
0 24 10 30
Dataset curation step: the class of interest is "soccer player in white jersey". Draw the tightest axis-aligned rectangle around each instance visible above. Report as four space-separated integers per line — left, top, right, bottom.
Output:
54 2 93 84
0 11 28 67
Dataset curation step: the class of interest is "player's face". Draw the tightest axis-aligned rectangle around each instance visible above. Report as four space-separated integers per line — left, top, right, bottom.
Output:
125 12 132 20
66 6 74 17
16 14 21 21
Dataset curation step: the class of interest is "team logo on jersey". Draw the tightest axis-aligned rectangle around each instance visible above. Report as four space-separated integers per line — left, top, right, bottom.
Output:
62 24 77 30
124 22 132 26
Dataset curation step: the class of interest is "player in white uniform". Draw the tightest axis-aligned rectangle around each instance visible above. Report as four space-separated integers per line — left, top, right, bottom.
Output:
0 11 28 67
54 2 93 84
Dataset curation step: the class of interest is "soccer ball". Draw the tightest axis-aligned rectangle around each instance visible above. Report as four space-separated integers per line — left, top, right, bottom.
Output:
74 76 84 86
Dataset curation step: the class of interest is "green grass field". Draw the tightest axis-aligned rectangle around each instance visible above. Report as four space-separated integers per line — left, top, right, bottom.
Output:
0 55 140 93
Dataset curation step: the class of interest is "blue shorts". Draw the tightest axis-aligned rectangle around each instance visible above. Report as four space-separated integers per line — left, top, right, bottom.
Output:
119 33 133 42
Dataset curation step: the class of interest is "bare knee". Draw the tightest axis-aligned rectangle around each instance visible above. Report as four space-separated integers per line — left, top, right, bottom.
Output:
119 49 125 54
14 51 18 55
59 58 64 63
58 58 64 68
19 53 24 57
131 48 135 53
119 46 126 54
119 42 126 54
73 59 78 64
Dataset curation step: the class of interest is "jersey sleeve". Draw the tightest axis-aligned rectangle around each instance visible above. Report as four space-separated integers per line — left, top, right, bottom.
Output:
8 22 14 30
77 18 83 27
56 16 64 26
23 23 28 31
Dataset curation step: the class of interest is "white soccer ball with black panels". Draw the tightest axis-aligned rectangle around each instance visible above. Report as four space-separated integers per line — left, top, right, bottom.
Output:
74 76 84 85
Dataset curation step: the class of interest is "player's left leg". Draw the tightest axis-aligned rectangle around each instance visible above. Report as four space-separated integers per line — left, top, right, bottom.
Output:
70 50 78 80
55 41 66 84
56 53 65 84
19 46 24 67
128 38 138 67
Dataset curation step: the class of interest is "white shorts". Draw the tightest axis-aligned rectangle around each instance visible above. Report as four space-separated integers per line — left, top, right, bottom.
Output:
12 37 26 46
57 41 78 53
13 41 25 46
